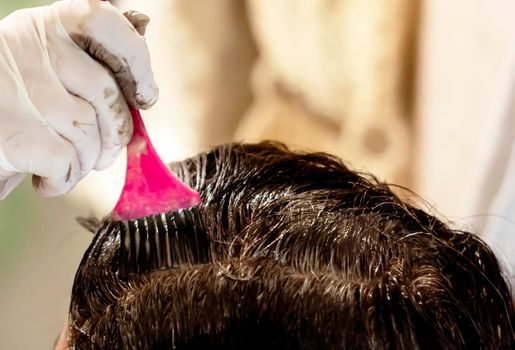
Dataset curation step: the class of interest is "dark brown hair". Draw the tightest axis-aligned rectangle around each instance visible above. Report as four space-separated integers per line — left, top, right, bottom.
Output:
69 142 514 349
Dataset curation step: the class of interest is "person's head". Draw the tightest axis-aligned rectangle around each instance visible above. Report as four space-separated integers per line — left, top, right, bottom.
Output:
62 142 514 349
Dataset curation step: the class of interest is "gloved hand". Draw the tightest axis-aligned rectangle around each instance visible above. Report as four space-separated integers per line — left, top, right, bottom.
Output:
0 0 158 199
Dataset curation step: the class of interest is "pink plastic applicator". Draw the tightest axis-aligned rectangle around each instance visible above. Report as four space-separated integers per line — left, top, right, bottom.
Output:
112 107 209 277
112 107 201 221
100 0 199 219
103 0 209 277
100 0 200 219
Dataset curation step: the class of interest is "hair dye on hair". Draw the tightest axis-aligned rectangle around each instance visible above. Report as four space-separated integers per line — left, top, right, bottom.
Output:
69 142 515 349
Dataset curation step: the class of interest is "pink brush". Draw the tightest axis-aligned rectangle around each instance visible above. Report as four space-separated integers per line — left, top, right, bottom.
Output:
112 107 200 220
101 0 198 217
103 0 208 276
112 107 209 277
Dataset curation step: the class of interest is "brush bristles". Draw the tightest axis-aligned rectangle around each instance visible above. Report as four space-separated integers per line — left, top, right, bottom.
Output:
117 207 210 277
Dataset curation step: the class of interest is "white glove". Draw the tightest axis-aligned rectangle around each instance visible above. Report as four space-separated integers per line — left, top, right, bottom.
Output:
0 0 158 199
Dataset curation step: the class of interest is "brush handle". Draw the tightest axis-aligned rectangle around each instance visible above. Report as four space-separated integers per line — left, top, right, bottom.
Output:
112 107 201 220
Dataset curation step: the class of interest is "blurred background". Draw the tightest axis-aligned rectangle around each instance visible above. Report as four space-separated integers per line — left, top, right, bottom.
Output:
0 0 514 348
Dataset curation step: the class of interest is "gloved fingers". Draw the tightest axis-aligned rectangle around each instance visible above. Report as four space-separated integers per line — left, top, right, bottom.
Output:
0 122 82 197
92 88 133 171
21 58 102 176
54 0 159 110
42 93 103 176
46 25 133 171
31 135 82 198
123 11 149 36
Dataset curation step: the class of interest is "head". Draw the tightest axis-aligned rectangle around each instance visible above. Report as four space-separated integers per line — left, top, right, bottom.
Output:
60 142 514 349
